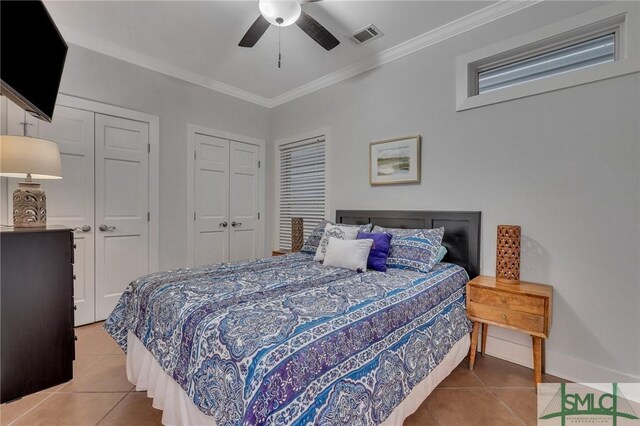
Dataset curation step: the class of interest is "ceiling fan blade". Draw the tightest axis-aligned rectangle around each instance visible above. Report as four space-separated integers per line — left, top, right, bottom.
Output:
296 11 339 51
239 15 270 48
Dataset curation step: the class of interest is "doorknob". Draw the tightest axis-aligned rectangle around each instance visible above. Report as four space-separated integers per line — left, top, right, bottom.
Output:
73 225 92 233
219 221 228 228
231 221 242 227
98 224 116 232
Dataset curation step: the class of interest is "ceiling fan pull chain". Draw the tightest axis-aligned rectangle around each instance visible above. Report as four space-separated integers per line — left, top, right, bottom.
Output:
278 23 282 69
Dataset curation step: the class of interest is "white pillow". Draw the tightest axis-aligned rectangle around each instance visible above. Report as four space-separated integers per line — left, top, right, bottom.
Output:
323 237 374 271
313 223 359 261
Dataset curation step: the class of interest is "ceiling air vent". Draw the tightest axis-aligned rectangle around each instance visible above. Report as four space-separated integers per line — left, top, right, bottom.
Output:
350 25 383 45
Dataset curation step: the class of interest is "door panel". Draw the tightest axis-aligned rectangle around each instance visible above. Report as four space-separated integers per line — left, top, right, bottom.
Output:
194 134 229 266
95 114 149 320
8 105 96 325
229 141 260 261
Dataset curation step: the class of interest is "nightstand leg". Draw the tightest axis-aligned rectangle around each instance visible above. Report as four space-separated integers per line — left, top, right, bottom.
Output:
481 323 488 354
541 339 546 375
532 336 542 385
469 322 480 370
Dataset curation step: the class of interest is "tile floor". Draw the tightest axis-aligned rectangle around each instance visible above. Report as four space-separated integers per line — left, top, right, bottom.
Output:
0 322 566 425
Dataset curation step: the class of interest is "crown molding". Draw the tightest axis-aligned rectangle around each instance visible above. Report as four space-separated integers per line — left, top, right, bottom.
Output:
58 25 272 107
57 0 542 109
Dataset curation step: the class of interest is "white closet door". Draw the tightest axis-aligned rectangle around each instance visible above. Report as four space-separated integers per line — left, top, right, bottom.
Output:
229 141 260 261
7 105 96 326
194 134 229 266
95 114 149 320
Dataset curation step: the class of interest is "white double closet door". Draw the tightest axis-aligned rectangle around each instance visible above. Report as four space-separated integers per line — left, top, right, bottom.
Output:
194 134 260 266
7 103 149 325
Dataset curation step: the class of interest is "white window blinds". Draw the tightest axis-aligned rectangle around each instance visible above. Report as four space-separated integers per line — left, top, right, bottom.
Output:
279 137 326 250
478 32 615 94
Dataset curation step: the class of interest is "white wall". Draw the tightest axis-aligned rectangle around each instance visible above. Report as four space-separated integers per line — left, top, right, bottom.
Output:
58 45 271 269
270 1 640 382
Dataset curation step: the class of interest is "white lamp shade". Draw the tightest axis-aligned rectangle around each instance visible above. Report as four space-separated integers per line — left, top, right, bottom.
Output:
259 0 301 27
0 135 62 179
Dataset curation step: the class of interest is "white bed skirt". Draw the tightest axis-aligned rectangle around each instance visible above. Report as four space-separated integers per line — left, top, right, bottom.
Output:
126 332 470 426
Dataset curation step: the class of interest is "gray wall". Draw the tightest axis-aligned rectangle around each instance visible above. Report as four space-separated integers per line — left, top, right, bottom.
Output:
270 1 640 382
58 45 271 270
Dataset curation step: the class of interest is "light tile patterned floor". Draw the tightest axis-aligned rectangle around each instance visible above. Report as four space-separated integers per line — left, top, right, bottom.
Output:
0 322 565 425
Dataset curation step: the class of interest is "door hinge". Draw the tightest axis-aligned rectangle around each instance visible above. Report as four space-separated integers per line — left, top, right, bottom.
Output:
194 150 197 160
258 212 260 220
147 143 151 153
194 212 196 221
258 160 261 168
147 212 150 222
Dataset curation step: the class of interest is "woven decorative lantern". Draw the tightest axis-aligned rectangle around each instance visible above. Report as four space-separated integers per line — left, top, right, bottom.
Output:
496 225 521 284
291 217 304 252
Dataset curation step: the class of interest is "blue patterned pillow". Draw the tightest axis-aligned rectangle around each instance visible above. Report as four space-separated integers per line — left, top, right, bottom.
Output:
386 227 444 273
300 221 372 254
300 220 330 254
373 225 435 238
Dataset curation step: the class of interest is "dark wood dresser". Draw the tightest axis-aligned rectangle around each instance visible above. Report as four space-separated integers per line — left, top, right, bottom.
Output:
1 226 75 403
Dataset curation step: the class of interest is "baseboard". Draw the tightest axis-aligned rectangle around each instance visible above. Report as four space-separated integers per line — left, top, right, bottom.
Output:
546 350 640 384
483 335 533 369
480 333 640 384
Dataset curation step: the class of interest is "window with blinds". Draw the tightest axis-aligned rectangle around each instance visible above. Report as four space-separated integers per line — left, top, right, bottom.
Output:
278 137 326 250
477 32 616 94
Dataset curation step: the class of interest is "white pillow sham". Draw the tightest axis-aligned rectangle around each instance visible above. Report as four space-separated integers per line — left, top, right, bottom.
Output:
323 237 374 271
313 223 360 261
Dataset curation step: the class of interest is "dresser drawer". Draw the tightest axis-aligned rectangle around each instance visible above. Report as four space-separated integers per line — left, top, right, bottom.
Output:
468 286 545 316
468 301 545 335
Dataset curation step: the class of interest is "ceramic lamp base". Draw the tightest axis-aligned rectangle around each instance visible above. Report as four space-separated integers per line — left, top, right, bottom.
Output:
12 182 47 228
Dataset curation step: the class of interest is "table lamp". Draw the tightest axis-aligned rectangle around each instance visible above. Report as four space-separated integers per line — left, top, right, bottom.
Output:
496 224 521 284
291 217 304 252
0 135 62 228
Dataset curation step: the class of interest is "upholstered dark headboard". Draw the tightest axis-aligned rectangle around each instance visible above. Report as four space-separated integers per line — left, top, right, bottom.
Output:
336 210 481 278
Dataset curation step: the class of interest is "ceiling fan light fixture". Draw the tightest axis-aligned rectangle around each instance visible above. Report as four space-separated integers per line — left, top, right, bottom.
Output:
259 0 301 27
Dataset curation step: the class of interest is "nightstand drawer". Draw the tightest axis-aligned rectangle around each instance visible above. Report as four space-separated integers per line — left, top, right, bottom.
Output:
468 286 545 316
468 302 544 334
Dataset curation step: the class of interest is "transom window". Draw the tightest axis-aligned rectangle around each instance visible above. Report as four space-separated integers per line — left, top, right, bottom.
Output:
477 32 616 94
455 3 638 112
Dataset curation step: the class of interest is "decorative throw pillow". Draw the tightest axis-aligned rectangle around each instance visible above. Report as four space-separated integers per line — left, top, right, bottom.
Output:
301 221 372 254
435 245 448 263
300 220 330 254
323 237 374 272
386 228 445 273
314 223 360 261
373 225 433 238
357 232 392 272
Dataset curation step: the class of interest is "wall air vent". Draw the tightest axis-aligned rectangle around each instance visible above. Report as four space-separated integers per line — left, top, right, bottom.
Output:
350 25 383 45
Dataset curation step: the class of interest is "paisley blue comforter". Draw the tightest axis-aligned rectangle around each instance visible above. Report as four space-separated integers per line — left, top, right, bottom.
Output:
105 252 472 426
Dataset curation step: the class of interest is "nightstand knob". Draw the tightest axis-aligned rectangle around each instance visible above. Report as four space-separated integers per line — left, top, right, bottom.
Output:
502 314 507 320
500 296 506 303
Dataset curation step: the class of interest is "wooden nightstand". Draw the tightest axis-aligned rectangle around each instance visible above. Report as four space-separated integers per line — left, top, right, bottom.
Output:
466 275 553 385
271 249 291 256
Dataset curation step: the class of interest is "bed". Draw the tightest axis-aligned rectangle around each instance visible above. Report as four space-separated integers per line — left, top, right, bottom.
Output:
105 210 481 426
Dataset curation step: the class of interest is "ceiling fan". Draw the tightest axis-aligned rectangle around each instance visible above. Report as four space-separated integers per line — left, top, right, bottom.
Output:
239 0 340 51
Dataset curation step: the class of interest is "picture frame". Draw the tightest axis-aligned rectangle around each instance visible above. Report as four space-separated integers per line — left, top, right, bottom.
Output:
369 135 421 185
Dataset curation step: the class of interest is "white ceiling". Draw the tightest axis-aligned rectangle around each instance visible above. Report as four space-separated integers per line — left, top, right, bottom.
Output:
44 1 512 106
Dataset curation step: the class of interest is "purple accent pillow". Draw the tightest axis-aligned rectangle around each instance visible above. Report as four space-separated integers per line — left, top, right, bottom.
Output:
357 232 392 272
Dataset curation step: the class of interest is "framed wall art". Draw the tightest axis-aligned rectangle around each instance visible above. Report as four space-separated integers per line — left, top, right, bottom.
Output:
369 135 421 185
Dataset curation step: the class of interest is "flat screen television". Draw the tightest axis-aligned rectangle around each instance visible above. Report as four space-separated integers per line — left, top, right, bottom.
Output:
1 1 68 122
